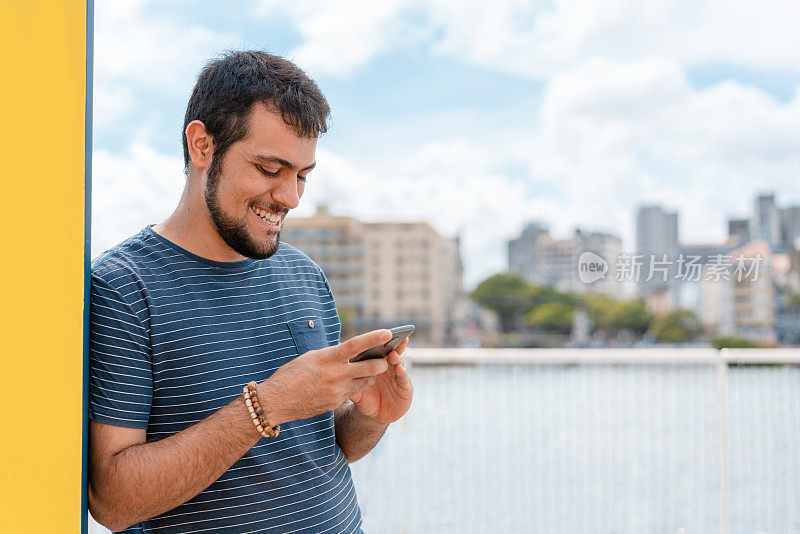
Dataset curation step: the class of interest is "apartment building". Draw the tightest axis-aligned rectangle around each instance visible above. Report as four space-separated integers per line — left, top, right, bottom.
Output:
281 205 463 346
636 205 680 299
508 225 623 298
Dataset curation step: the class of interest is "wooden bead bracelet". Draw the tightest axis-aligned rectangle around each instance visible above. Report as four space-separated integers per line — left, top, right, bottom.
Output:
243 381 280 438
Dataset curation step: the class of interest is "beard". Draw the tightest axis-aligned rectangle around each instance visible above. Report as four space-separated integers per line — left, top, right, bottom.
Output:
204 156 282 260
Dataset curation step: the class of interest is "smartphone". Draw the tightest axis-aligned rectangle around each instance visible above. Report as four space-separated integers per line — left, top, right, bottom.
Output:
349 324 415 363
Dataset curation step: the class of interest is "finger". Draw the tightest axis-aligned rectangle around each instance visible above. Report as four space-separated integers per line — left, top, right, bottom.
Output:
386 350 402 366
347 356 389 378
387 349 408 370
329 329 392 363
348 375 376 396
383 353 399 379
389 348 409 368
394 338 409 356
393 361 413 390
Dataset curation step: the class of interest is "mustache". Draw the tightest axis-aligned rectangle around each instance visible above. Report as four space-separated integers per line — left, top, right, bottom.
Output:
251 202 288 215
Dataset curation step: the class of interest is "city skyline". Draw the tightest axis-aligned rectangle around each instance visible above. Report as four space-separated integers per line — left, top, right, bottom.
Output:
506 190 800 345
91 0 800 288
508 190 799 278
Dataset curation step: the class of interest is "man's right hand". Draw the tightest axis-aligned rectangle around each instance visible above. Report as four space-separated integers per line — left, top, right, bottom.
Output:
257 329 393 425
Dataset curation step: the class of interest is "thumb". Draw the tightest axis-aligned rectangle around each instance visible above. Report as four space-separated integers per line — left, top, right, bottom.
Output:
331 329 392 363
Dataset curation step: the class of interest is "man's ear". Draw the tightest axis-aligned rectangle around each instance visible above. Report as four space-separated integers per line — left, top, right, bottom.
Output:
185 120 213 171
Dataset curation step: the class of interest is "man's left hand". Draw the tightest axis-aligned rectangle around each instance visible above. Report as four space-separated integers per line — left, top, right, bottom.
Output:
349 338 413 424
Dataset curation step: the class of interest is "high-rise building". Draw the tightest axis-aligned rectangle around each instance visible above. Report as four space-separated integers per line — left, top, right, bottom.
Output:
669 193 800 345
674 239 792 345
674 239 745 332
751 193 780 248
508 222 548 282
281 205 464 346
775 245 800 344
727 218 750 245
726 240 776 343
780 206 800 250
729 194 799 253
507 225 622 297
636 205 680 298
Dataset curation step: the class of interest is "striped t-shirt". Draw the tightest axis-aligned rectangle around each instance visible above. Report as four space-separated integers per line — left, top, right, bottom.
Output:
89 225 364 533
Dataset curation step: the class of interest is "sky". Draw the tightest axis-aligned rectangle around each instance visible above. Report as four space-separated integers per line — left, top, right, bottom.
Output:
92 0 800 288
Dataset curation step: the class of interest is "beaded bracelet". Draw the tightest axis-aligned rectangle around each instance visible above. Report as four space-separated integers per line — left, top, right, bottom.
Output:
243 381 280 438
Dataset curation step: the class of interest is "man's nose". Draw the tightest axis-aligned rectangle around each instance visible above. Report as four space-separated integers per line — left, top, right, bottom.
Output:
272 175 301 210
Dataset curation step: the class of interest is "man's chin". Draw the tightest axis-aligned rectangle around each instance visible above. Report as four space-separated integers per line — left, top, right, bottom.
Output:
215 227 281 260
247 233 281 259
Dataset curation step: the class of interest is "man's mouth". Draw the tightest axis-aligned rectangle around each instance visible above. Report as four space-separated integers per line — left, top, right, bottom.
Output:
251 206 283 230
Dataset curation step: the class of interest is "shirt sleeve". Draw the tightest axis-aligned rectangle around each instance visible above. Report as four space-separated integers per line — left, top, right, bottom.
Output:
89 271 153 428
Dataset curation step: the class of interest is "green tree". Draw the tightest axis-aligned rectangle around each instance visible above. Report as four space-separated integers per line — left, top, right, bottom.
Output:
529 285 578 307
611 298 651 334
525 301 574 334
710 336 761 349
649 309 702 343
470 273 533 332
782 291 800 313
585 295 651 335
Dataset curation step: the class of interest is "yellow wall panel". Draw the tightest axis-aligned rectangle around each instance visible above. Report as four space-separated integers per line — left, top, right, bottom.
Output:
0 1 89 532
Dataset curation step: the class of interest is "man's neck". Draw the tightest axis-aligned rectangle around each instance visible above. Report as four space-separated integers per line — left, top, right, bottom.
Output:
153 199 247 264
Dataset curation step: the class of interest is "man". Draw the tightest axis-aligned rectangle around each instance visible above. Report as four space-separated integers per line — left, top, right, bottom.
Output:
88 50 413 533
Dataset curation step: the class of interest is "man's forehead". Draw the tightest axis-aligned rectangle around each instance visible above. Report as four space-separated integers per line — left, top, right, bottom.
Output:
243 103 317 165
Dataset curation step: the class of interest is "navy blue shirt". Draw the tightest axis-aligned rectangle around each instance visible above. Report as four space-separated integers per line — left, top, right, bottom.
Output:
89 226 364 533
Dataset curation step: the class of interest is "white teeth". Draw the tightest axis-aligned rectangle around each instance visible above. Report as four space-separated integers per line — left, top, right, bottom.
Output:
252 206 280 226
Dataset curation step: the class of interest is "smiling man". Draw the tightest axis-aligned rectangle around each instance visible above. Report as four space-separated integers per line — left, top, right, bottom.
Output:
87 51 413 533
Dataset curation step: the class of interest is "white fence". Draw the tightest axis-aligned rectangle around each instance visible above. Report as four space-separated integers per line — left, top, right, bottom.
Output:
405 347 800 366
350 348 800 533
90 349 800 533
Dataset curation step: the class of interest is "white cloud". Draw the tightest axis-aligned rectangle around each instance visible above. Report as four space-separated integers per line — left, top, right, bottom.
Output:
92 1 800 287
95 0 237 91
295 57 799 286
91 142 185 258
253 0 414 77
528 57 800 247
93 84 132 127
253 0 800 79
91 137 537 285
94 0 238 127
433 0 800 76
297 141 567 287
90 55 800 285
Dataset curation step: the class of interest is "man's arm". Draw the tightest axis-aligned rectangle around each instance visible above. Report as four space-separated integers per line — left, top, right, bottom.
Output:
89 330 392 532
333 400 389 463
88 391 264 532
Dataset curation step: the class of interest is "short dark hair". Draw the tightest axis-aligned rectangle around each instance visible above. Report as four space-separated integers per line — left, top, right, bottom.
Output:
182 50 330 174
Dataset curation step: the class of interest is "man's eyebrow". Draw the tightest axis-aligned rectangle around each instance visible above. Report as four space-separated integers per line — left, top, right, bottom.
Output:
252 154 316 172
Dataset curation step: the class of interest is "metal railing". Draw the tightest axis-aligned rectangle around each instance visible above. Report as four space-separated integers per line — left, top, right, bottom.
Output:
90 349 800 533
358 347 798 534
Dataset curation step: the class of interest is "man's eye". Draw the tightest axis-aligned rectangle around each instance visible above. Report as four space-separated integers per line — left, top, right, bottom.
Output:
298 175 308 183
257 166 279 177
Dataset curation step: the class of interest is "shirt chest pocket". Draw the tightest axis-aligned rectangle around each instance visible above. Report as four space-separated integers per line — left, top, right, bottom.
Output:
287 318 328 356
